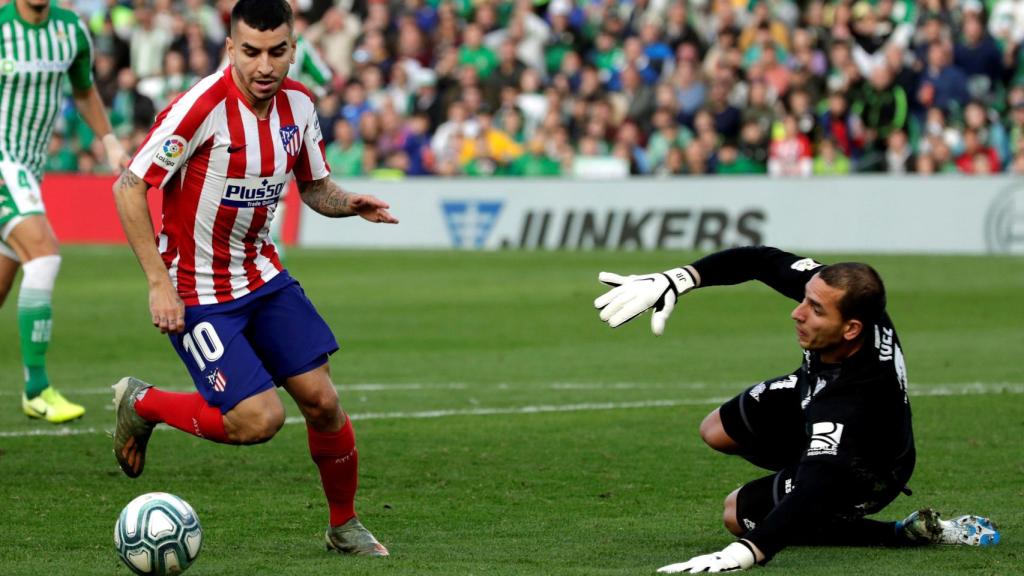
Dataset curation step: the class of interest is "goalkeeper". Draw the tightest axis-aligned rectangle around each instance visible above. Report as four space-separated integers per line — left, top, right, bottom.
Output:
594 246 1000 573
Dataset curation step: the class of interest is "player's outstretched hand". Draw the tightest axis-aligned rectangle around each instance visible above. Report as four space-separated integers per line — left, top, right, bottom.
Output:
350 194 399 224
656 542 756 573
149 280 186 334
593 268 696 336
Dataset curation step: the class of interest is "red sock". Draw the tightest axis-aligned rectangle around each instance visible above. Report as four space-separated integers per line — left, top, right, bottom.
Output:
308 417 359 527
134 388 229 443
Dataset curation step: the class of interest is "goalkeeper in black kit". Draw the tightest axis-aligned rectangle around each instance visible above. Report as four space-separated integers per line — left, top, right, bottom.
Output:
594 247 1000 573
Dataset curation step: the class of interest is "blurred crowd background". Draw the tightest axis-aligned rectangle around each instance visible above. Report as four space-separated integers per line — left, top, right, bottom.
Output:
50 0 1024 177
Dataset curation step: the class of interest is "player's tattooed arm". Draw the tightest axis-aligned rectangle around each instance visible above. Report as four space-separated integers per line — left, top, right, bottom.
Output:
113 169 144 194
298 176 354 217
298 177 398 223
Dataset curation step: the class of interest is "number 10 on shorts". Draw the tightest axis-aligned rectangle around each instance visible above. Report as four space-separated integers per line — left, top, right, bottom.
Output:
182 322 224 371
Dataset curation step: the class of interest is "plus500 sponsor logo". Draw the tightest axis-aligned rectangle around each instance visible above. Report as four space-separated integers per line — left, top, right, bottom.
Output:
221 176 289 208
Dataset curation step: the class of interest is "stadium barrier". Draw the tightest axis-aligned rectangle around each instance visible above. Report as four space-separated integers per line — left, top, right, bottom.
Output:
299 177 1024 255
41 175 1022 255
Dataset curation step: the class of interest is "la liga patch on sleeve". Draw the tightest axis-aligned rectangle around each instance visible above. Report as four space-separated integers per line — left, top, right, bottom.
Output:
154 135 188 170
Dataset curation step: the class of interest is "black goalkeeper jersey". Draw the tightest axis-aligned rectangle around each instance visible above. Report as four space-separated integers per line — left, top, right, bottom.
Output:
691 246 916 558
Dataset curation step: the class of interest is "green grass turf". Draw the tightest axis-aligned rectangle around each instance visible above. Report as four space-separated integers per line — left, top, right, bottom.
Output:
0 247 1021 575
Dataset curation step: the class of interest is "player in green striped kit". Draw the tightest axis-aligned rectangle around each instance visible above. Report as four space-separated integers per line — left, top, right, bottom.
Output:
0 0 127 423
290 33 333 95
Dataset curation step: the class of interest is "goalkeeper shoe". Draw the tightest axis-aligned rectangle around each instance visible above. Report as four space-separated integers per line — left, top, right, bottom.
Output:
325 517 389 557
22 387 85 423
898 508 1001 546
112 377 156 478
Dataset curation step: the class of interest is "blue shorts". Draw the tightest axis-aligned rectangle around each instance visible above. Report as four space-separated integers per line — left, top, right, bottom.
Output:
169 272 339 413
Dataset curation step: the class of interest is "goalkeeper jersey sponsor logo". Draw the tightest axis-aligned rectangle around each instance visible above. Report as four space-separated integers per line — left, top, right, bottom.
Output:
807 422 844 456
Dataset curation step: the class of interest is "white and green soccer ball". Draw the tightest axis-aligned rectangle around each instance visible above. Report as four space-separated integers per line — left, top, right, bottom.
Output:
114 492 203 575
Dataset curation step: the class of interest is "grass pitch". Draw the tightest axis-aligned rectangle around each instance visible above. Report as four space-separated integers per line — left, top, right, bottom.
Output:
0 247 1021 575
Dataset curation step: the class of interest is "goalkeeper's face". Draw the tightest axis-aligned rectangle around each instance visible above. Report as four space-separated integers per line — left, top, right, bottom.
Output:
791 275 862 360
227 21 295 105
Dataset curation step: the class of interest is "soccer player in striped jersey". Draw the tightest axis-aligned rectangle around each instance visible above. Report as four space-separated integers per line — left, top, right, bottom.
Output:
0 0 127 423
111 0 394 557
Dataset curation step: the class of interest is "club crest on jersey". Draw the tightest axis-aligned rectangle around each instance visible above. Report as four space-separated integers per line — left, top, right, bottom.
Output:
154 135 187 169
280 124 300 157
222 174 290 208
206 368 228 392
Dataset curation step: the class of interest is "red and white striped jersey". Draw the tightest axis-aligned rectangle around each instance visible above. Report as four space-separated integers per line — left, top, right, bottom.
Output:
128 67 329 306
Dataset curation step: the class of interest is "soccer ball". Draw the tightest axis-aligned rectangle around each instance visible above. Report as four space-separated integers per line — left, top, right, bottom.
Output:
114 492 203 575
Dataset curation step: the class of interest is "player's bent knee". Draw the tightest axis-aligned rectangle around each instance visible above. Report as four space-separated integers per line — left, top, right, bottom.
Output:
298 386 341 429
723 489 744 536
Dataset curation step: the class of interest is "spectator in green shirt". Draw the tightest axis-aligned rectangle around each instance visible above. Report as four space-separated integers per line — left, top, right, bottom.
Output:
509 137 562 177
42 133 79 174
325 120 365 177
458 23 498 79
813 138 852 175
716 143 767 174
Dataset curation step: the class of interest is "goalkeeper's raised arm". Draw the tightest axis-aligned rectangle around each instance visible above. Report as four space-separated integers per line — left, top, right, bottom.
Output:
594 246 825 336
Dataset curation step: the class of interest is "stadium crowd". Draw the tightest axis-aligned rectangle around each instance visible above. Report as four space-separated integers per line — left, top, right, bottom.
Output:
52 0 1024 177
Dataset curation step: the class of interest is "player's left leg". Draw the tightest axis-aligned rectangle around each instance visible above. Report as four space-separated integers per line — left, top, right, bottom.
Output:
724 471 897 542
283 363 389 557
724 466 999 550
247 279 387 556
3 212 84 423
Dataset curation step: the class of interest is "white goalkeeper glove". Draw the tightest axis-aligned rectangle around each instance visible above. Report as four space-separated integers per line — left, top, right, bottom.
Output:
594 267 696 336
656 541 757 573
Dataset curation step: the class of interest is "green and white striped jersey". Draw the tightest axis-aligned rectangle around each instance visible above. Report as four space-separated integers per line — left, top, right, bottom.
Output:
0 3 93 181
289 34 332 89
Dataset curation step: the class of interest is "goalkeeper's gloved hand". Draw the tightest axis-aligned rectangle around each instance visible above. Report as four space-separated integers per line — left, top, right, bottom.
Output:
656 541 757 573
594 268 696 336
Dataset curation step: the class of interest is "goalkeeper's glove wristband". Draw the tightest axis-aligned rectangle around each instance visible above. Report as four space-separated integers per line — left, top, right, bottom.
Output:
662 267 697 297
656 541 757 573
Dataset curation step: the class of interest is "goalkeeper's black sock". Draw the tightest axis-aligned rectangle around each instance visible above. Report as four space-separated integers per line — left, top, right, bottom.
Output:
789 517 906 547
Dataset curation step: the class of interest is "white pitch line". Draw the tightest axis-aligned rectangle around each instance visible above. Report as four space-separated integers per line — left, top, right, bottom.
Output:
0 382 1021 439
